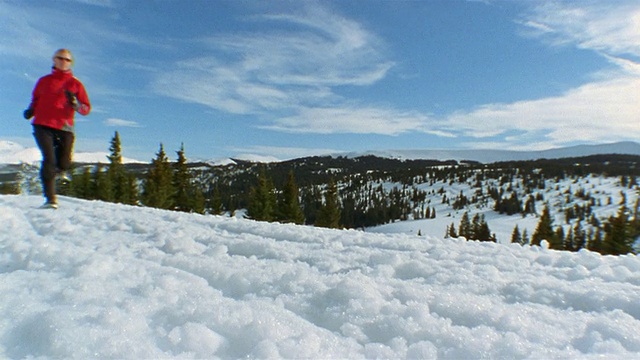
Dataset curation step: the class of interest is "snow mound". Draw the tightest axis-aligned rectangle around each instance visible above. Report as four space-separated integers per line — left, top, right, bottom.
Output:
1 195 639 359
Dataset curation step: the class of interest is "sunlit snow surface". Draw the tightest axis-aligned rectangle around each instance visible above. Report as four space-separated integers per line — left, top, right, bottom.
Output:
1 195 639 359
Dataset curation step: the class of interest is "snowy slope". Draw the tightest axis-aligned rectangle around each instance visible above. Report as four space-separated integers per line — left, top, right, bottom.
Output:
1 195 639 359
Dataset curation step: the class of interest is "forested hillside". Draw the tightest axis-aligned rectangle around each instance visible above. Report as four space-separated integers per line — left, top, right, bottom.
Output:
2 134 639 256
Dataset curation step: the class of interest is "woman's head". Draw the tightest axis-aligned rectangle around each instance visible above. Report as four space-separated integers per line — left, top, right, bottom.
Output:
53 49 73 71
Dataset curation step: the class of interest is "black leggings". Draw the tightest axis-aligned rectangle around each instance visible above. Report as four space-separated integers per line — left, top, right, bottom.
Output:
33 125 75 201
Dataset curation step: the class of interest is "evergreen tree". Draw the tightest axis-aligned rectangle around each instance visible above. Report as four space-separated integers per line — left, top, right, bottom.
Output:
573 221 586 251
458 212 471 239
142 144 174 209
521 228 529 246
316 178 341 229
173 143 192 212
210 184 223 215
122 172 139 205
107 131 126 203
277 170 304 224
246 167 277 221
588 229 604 253
531 204 558 247
94 163 113 202
302 185 323 225
563 227 574 251
603 205 634 255
70 166 93 199
472 213 493 242
511 225 522 244
447 223 457 238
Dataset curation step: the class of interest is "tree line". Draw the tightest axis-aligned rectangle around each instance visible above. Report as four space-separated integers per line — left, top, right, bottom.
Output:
60 132 205 214
5 133 639 255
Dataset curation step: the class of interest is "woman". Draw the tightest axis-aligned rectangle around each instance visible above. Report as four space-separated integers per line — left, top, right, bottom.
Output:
24 48 91 209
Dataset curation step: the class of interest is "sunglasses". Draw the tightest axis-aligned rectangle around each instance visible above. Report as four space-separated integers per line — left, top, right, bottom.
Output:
56 56 72 62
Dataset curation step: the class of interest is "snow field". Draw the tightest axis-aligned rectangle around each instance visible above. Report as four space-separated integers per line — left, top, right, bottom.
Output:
1 194 639 359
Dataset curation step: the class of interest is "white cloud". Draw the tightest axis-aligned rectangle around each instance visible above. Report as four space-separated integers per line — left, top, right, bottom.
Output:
104 118 142 128
441 0 640 150
152 2 393 118
266 106 432 135
444 75 640 148
521 1 640 58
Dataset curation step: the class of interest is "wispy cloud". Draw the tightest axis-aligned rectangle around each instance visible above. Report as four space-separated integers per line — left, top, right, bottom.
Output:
151 2 394 122
266 106 431 135
68 0 115 7
443 75 640 147
448 0 640 150
520 1 640 59
104 118 142 128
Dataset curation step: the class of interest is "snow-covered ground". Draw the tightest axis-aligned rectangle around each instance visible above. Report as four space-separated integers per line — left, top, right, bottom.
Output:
1 194 639 359
371 174 638 248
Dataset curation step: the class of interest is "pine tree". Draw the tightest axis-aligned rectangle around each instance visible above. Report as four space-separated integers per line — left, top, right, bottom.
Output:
122 172 139 205
277 170 304 224
472 213 493 242
169 144 204 213
603 205 634 255
511 225 522 244
531 204 558 247
563 227 574 251
94 163 113 201
316 178 341 228
106 131 133 204
302 185 323 225
458 212 471 239
447 223 457 238
588 229 604 253
246 167 277 221
573 221 586 251
210 184 223 215
173 143 192 212
142 144 174 209
71 166 93 199
521 228 529 245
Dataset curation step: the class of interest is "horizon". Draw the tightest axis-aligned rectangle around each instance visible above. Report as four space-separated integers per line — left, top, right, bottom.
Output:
1 1 640 162
3 139 640 166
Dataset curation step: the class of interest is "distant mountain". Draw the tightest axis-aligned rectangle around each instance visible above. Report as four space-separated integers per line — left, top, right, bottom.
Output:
340 141 640 164
0 140 143 165
3 139 640 166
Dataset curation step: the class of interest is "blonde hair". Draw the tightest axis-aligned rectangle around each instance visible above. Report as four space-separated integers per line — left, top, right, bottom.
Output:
53 48 74 63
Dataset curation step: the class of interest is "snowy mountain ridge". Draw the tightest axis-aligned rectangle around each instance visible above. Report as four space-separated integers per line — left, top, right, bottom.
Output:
0 140 143 165
3 140 640 166
340 141 640 164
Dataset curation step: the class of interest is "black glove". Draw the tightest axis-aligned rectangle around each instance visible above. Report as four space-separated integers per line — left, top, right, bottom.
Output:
65 90 79 110
23 107 34 120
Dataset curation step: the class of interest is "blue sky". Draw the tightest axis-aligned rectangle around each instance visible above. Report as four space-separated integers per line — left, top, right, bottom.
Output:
2 0 639 162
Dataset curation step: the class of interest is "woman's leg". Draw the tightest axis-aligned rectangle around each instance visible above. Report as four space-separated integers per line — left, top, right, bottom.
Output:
33 126 57 203
55 130 75 172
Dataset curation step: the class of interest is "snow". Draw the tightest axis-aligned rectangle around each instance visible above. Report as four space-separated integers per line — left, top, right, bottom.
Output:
0 140 143 165
1 195 639 359
340 141 640 164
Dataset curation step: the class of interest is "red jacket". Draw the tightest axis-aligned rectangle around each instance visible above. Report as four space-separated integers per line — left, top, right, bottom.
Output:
30 67 91 132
